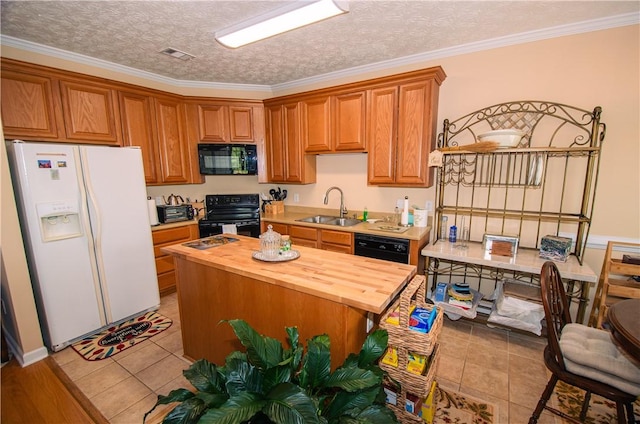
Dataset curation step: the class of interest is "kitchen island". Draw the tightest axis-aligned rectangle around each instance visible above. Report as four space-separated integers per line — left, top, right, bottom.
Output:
162 235 416 368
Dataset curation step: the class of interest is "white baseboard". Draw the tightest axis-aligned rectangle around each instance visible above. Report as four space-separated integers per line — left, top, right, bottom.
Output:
2 326 48 366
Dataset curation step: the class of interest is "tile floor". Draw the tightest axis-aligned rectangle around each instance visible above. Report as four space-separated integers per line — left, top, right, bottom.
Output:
52 292 558 423
51 293 192 423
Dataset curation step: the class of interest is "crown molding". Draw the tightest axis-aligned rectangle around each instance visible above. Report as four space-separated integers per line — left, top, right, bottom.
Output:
1 12 637 94
0 35 273 93
273 12 639 92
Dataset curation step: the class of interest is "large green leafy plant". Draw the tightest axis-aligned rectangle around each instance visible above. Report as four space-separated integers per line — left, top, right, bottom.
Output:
145 319 397 424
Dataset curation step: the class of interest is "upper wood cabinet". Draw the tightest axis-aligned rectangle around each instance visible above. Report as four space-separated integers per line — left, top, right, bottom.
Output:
302 96 332 153
264 102 316 184
154 95 192 184
0 67 64 139
118 90 161 184
58 79 121 145
367 86 398 185
302 91 366 153
367 71 444 187
265 66 445 187
333 91 367 152
194 103 256 143
1 59 121 145
120 90 203 185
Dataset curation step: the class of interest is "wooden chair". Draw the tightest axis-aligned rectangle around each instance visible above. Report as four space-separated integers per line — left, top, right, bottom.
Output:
529 261 638 424
588 240 640 328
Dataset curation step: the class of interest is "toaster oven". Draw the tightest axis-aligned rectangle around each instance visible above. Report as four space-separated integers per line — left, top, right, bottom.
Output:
156 204 194 223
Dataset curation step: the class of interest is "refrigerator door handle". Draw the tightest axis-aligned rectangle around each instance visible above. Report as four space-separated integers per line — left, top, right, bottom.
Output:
77 147 109 324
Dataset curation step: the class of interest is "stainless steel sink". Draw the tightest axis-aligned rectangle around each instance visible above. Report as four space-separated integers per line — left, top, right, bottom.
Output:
325 218 362 227
296 215 362 227
296 215 340 224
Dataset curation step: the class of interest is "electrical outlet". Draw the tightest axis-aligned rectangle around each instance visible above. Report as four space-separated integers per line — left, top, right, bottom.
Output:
425 201 433 211
293 193 299 203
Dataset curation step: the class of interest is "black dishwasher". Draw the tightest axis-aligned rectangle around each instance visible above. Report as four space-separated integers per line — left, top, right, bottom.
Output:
354 233 410 264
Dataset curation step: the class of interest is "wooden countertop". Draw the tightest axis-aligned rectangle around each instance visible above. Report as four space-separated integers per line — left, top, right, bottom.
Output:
261 207 431 241
162 234 417 314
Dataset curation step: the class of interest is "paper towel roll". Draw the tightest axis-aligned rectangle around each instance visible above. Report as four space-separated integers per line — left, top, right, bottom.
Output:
401 196 409 226
147 198 159 226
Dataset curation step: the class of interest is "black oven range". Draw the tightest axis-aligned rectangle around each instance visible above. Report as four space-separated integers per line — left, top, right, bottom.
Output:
198 194 260 238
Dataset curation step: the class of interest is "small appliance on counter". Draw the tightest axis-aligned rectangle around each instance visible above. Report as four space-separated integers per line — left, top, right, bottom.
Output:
156 204 194 223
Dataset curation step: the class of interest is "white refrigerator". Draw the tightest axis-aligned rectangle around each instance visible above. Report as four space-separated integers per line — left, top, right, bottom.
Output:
7 141 160 351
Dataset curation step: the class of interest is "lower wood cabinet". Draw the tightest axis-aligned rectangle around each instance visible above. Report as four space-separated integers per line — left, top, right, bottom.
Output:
262 222 353 253
152 223 199 295
290 225 319 248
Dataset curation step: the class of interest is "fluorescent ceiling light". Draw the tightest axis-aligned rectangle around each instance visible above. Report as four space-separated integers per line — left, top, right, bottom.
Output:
215 0 349 49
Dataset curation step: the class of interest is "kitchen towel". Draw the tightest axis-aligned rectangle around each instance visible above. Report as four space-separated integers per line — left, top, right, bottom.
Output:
147 198 159 226
222 224 238 234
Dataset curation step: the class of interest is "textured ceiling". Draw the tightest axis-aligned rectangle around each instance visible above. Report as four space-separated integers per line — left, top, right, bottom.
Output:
1 1 638 87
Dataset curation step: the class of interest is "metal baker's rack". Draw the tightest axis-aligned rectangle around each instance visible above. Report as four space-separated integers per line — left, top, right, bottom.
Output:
428 100 605 323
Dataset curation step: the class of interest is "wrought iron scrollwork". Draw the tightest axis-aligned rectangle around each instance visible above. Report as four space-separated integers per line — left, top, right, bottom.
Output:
437 100 604 150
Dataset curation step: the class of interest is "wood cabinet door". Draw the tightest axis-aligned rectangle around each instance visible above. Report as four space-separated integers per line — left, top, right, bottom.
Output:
197 104 228 142
333 91 366 152
284 102 318 183
265 104 287 182
290 224 319 248
319 229 353 254
59 80 121 145
395 81 431 185
302 96 331 153
152 224 198 295
367 86 398 184
229 106 254 142
265 102 316 184
1 70 63 139
263 222 289 235
119 91 160 184
154 96 190 184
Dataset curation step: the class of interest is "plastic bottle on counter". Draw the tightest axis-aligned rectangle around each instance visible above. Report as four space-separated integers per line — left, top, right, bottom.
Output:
449 225 458 243
440 216 448 240
363 207 368 222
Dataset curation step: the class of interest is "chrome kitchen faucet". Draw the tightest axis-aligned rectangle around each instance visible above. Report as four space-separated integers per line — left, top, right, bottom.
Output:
323 186 348 218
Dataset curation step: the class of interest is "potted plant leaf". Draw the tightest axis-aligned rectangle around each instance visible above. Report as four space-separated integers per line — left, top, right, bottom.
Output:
144 319 398 424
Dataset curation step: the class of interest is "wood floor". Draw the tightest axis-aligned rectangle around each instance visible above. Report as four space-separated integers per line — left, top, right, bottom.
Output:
1 357 109 424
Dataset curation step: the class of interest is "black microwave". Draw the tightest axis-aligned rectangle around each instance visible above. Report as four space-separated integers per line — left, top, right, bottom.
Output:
198 144 258 175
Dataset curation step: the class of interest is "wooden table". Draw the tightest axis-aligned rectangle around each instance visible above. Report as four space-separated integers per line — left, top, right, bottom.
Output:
607 298 640 363
162 235 416 368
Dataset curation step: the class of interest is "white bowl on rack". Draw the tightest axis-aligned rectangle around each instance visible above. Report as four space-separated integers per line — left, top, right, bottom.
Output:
477 129 525 148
